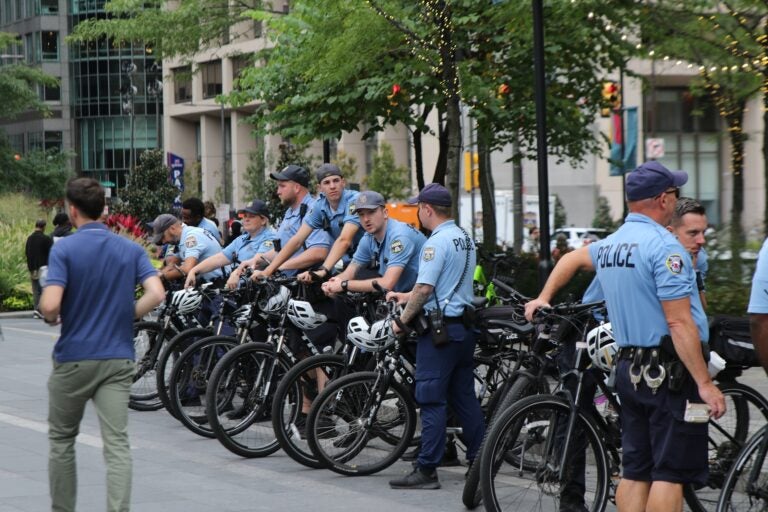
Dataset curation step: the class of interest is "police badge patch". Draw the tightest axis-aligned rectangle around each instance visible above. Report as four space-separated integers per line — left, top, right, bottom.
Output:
666 254 683 274
264 240 273 248
349 203 356 215
184 236 198 248
391 240 404 254
423 247 435 261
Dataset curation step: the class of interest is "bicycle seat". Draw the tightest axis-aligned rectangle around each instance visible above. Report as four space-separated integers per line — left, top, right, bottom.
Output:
486 319 534 336
472 296 488 308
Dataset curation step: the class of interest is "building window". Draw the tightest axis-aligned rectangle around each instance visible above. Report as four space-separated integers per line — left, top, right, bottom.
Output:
38 0 58 14
41 31 59 61
7 133 24 154
40 81 61 101
173 66 192 103
201 60 222 99
643 87 721 224
231 55 252 90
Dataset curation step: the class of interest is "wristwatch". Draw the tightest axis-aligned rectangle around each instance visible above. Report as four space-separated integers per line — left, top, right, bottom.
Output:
341 280 349 292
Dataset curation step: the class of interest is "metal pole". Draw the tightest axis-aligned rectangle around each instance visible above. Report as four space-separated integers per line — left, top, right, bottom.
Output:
323 140 330 163
532 0 552 289
620 67 627 218
221 102 229 204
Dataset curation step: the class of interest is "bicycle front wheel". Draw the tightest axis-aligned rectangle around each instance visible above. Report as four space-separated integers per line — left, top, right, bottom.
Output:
130 321 171 411
479 394 610 512
206 342 290 458
716 424 768 512
306 371 417 476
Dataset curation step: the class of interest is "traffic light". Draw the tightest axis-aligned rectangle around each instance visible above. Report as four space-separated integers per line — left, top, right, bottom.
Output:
387 84 401 107
601 81 621 117
463 151 479 192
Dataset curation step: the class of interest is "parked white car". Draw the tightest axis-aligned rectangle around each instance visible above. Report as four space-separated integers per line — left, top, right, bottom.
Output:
550 227 610 250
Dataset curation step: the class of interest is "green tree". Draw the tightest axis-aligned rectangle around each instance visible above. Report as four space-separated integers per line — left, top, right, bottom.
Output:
0 136 73 199
592 195 619 231
364 143 410 201
0 32 58 120
554 194 567 229
332 150 359 182
115 149 178 223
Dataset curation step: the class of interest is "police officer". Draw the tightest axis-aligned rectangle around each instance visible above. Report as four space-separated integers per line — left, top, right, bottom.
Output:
183 199 276 289
182 197 222 245
387 183 484 490
748 237 768 374
152 214 223 286
243 165 331 278
525 161 725 512
322 190 426 295
256 163 362 281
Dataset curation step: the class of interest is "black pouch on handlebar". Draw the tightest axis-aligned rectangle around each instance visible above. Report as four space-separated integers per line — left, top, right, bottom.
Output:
429 308 449 348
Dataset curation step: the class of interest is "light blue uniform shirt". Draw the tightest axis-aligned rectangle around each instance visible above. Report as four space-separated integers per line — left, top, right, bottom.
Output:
304 189 363 264
352 218 427 292
588 213 708 347
198 217 222 243
179 225 223 281
222 227 276 266
748 238 768 313
276 195 331 276
417 220 476 317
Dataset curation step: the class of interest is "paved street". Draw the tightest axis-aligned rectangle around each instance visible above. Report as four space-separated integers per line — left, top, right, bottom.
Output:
0 316 472 512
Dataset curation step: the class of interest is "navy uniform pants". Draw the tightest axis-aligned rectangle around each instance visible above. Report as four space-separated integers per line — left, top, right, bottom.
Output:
415 322 485 470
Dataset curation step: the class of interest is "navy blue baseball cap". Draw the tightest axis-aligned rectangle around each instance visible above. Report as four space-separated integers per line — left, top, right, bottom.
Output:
238 199 270 220
354 191 386 210
270 164 310 188
407 183 452 207
625 161 688 201
315 163 343 182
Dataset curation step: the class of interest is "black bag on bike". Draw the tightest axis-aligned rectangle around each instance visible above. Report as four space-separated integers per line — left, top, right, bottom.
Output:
709 315 758 367
475 305 526 348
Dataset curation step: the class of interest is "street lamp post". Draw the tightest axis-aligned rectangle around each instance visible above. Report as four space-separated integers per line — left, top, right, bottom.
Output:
147 62 163 149
121 60 137 173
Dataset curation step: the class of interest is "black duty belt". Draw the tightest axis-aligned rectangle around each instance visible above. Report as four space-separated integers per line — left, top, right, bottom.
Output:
444 316 465 325
617 346 677 364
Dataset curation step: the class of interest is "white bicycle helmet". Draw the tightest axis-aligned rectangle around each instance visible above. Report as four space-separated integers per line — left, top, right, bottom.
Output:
232 304 252 327
586 322 617 372
347 316 395 352
170 289 203 315
258 285 290 316
287 299 327 330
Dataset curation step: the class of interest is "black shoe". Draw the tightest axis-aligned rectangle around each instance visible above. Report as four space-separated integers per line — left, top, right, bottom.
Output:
401 446 419 462
440 441 461 467
290 413 307 439
180 395 202 407
389 466 441 490
317 415 337 440
226 405 247 420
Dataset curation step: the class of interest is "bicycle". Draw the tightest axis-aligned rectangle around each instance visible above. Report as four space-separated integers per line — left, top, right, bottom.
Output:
716 423 768 512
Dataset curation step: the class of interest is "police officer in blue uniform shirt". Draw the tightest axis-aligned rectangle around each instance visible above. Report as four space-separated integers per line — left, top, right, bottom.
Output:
152 214 224 285
525 161 725 512
322 190 426 295
257 163 362 282
244 165 331 278
387 183 484 490
183 199 276 289
748 237 768 373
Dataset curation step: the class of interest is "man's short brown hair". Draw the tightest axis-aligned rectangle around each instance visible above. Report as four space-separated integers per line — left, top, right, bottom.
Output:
671 197 706 227
66 177 105 220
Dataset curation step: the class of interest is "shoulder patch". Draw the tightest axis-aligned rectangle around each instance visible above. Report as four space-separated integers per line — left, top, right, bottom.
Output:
184 235 198 249
263 240 273 248
391 239 404 254
666 254 683 274
422 246 435 261
349 203 356 215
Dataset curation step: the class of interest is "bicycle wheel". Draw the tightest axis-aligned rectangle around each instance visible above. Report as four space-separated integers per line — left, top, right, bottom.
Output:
167 335 238 437
271 353 347 469
155 327 212 416
684 381 768 512
206 342 291 458
306 371 417 476
130 321 171 411
463 372 550 509
479 395 610 512
716 425 768 512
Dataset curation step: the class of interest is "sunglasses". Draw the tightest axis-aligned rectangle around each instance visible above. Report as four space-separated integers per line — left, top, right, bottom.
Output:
659 188 680 199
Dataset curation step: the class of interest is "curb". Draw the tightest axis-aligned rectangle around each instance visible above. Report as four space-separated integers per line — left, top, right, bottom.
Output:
0 310 35 319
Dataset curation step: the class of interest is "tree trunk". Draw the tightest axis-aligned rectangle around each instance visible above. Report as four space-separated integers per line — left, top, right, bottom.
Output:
763 98 768 238
433 106 447 186
477 118 496 253
726 103 746 276
446 95 462 221
413 128 425 191
512 136 524 253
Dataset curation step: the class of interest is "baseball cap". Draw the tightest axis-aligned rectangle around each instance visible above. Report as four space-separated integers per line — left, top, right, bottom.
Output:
626 161 688 201
150 213 180 245
315 163 342 182
407 183 452 207
353 191 386 211
238 199 270 220
269 164 310 188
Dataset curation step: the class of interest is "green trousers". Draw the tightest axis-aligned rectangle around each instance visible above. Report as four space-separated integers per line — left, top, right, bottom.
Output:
48 359 134 512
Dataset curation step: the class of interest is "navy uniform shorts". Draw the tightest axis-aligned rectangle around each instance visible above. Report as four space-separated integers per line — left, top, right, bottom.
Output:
615 359 708 486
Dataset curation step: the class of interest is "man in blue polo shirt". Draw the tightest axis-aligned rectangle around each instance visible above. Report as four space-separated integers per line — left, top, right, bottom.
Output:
748 237 768 374
322 190 426 295
40 178 165 512
183 199 276 289
387 183 484 490
525 161 725 512
256 163 361 281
